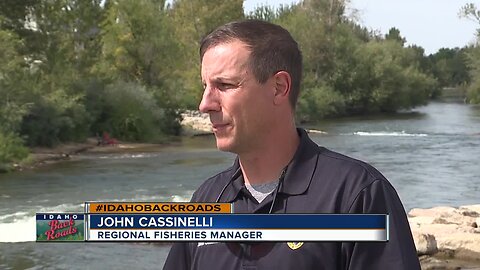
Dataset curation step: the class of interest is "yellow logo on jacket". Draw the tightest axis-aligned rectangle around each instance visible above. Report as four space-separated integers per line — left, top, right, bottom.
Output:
287 242 304 250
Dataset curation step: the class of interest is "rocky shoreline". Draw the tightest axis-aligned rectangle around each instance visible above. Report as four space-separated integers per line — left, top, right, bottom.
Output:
410 205 480 269
180 110 213 136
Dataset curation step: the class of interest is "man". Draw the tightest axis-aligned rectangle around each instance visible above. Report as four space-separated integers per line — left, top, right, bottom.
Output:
164 20 420 270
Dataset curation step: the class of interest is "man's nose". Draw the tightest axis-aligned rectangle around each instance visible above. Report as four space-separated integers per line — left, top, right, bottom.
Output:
199 86 220 113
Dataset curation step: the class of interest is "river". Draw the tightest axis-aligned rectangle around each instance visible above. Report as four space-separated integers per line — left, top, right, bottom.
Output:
0 101 479 269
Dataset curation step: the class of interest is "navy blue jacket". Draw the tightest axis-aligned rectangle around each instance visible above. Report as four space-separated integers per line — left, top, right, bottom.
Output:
163 129 420 270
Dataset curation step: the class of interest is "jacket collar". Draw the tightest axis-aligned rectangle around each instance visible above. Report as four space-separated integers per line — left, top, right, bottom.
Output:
221 158 243 203
281 128 320 195
221 128 320 202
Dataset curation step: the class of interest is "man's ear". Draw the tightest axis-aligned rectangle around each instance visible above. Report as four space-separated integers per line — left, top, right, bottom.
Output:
273 71 291 105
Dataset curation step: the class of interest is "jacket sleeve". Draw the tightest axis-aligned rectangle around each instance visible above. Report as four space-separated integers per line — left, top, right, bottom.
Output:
341 179 420 270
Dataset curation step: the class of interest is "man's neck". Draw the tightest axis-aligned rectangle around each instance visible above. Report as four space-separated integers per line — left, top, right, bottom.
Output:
238 127 299 185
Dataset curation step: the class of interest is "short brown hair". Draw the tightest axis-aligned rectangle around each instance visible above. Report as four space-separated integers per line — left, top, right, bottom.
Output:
200 20 303 110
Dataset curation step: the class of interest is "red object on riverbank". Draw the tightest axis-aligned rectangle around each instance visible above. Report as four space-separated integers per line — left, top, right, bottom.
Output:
99 132 118 146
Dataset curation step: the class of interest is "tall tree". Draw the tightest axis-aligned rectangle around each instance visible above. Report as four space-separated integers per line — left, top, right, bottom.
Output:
460 3 480 103
169 0 244 108
100 0 177 87
0 27 30 167
14 0 106 146
385 27 406 45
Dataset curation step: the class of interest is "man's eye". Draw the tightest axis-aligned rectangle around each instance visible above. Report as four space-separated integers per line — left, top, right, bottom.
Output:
218 83 234 90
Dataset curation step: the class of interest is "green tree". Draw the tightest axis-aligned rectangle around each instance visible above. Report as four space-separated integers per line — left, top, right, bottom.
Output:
169 0 244 108
460 3 480 103
465 46 480 103
428 48 470 88
16 0 105 146
385 27 406 45
252 0 436 120
0 0 43 57
0 26 30 168
247 5 277 22
99 81 176 141
97 0 182 137
100 0 177 86
355 40 435 113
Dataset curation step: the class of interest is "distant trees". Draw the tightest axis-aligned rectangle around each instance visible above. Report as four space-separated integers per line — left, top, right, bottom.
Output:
248 1 437 121
426 48 470 89
1 0 474 169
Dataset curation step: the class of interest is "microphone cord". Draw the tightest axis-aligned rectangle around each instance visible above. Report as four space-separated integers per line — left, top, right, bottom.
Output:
215 167 242 203
216 165 288 259
268 166 288 214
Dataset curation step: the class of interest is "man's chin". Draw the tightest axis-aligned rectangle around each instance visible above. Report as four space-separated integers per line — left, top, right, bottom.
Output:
215 139 236 153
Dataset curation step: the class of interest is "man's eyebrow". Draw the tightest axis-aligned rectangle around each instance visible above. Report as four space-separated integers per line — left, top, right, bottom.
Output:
211 76 241 82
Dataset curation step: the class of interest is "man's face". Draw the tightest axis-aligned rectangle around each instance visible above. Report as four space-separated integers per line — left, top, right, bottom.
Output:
199 40 275 154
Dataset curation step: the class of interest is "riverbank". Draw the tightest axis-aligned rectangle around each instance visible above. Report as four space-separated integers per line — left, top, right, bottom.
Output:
4 110 325 172
12 139 168 172
11 139 98 171
411 205 480 269
6 111 207 172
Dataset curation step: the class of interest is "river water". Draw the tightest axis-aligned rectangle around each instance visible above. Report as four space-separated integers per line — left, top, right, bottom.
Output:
0 101 479 269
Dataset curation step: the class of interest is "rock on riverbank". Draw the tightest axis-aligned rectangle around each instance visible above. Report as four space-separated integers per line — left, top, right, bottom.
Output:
409 205 480 269
179 110 328 135
180 110 212 136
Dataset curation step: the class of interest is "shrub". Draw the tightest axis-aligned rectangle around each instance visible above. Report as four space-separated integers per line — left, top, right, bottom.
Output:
100 80 180 142
0 131 29 171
